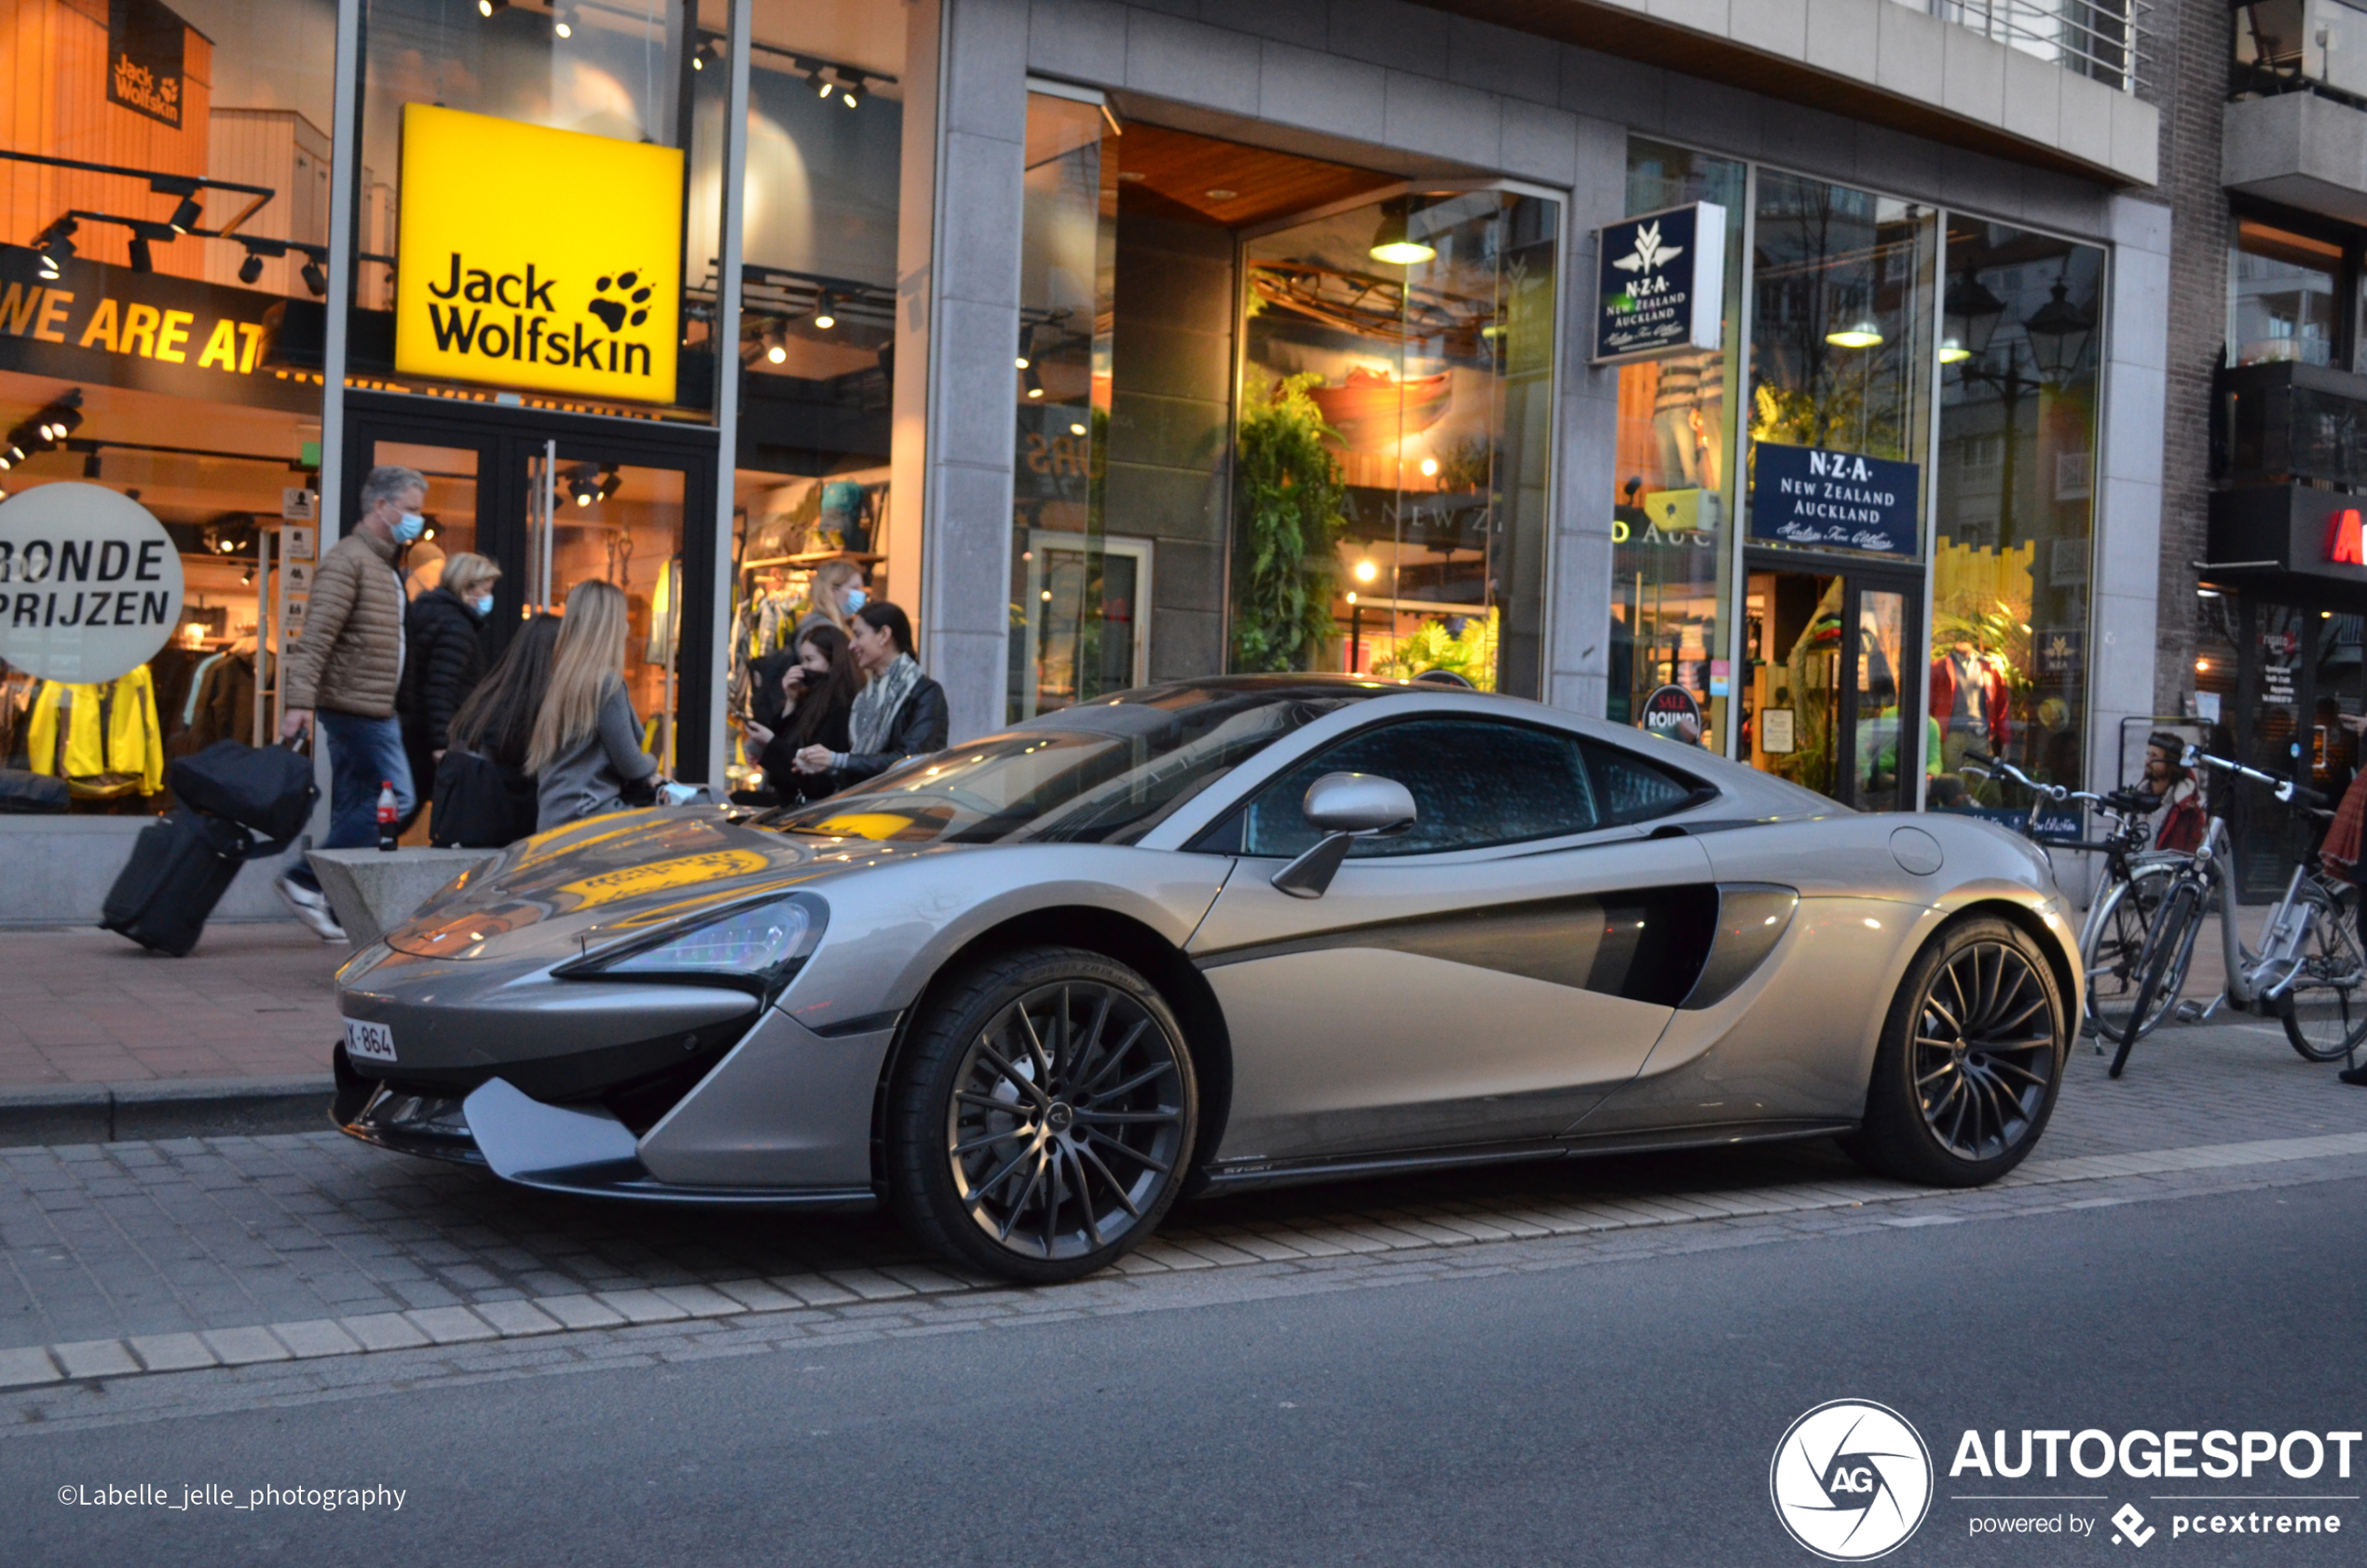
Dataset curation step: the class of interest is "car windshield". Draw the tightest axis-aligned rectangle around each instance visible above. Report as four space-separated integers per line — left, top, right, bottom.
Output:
761 682 1386 846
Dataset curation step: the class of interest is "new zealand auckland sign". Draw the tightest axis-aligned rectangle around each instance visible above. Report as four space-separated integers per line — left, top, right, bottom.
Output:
1593 202 1724 364
1751 443 1921 558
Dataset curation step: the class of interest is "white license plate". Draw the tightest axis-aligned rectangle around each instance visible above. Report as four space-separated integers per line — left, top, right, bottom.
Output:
345 1019 396 1063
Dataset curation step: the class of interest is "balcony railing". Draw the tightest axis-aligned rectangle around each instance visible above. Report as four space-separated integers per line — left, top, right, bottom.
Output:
1916 1 2151 94
2234 0 2367 111
2213 360 2367 492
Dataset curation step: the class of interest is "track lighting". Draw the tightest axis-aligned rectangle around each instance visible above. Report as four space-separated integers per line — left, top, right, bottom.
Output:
129 235 154 273
840 78 864 109
815 71 837 98
167 194 203 234
1023 363 1044 399
34 218 75 281
812 292 836 330
477 0 506 16
1015 323 1034 371
554 2 576 36
239 252 265 284
1369 199 1434 266
300 256 328 296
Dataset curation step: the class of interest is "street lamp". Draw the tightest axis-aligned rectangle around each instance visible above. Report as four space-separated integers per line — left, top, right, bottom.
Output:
1942 272 2005 366
2022 278 2096 384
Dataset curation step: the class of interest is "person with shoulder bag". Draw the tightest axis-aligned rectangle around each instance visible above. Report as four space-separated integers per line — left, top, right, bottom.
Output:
399 551 499 832
795 601 948 786
431 613 560 847
528 580 661 832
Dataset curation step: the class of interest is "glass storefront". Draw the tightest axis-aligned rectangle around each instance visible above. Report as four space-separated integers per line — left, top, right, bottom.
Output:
3 0 334 811
1610 140 1744 744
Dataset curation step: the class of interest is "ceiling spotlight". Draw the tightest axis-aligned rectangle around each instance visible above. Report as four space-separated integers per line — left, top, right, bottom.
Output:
1369 199 1434 266
595 467 622 501
554 3 575 36
815 70 837 98
1069 423 1086 436
1418 457 1439 477
239 252 265 284
166 194 203 234
812 292 836 331
128 235 154 273
1023 363 1044 399
762 323 787 363
300 256 328 296
477 0 506 16
34 218 76 281
1825 318 1883 348
841 78 864 109
574 486 593 507
83 452 101 478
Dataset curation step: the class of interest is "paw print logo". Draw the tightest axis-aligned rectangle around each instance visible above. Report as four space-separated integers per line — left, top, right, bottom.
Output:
587 271 653 333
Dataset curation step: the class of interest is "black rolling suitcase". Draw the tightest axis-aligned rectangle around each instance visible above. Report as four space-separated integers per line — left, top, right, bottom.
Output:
168 738 319 842
99 809 253 957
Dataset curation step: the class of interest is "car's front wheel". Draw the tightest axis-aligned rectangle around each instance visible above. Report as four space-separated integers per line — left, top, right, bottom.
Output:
885 946 1198 1283
1843 915 2067 1187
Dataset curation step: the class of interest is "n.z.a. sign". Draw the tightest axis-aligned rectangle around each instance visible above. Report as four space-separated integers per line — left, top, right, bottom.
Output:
1593 202 1724 364
1750 443 1920 557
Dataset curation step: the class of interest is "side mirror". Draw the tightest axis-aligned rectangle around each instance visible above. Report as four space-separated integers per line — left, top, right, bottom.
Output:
1271 771 1416 899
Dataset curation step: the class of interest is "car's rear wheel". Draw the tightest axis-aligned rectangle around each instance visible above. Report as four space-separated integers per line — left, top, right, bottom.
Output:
885 946 1197 1283
1842 915 2067 1187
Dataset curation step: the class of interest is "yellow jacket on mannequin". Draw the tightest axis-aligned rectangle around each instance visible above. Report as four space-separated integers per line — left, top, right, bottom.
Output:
26 668 166 797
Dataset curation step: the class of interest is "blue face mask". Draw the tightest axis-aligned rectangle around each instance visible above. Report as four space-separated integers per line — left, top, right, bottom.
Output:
844 587 868 613
472 594 494 617
392 511 426 544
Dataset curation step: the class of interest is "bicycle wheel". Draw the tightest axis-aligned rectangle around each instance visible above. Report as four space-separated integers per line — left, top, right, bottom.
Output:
2084 861 2178 1044
2113 877 2202 1079
2278 879 2367 1062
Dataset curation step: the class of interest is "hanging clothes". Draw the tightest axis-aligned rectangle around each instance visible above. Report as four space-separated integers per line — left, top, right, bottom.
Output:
25 667 166 797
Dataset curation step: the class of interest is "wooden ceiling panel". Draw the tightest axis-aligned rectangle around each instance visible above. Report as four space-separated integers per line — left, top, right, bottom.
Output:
1114 124 1398 229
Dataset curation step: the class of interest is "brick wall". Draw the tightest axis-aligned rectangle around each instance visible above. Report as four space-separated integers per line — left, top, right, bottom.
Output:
2150 0 2231 717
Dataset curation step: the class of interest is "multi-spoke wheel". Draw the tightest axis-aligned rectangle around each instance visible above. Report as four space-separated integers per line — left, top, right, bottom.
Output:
886 946 1197 1282
1842 915 2067 1187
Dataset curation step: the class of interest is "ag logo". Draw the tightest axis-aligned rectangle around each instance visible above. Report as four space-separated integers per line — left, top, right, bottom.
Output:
1770 1400 1933 1561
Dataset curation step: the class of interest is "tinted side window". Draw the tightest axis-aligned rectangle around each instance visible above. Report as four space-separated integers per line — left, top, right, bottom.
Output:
1582 739 1699 825
1240 719 1600 859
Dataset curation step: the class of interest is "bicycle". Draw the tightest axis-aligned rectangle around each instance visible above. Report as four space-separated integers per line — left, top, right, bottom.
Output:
2111 751 2367 1078
1958 754 2179 1050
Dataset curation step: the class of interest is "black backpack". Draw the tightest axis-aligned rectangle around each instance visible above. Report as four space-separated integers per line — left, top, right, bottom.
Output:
430 748 539 847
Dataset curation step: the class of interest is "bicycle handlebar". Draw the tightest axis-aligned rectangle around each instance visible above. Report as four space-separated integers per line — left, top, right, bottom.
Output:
2185 750 2326 808
1961 754 2069 802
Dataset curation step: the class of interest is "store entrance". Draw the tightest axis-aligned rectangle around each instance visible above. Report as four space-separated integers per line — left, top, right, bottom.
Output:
340 393 719 779
1741 555 1922 811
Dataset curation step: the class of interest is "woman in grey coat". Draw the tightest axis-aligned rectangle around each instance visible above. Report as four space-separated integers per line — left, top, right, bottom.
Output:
527 579 659 832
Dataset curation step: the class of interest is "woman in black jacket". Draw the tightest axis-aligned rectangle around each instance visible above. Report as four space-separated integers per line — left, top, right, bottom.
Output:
400 552 499 825
741 623 859 804
796 601 949 785
431 612 560 846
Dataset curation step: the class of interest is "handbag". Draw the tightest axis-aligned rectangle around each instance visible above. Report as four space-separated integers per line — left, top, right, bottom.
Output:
167 737 319 845
430 747 538 847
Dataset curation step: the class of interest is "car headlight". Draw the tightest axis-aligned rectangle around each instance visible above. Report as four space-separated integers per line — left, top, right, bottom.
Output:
556 893 827 997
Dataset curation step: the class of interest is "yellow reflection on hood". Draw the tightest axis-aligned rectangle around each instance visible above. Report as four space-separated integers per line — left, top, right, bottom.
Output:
558 848 773 908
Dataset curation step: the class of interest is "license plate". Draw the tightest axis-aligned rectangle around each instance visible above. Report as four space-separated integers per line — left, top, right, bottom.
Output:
345 1019 396 1063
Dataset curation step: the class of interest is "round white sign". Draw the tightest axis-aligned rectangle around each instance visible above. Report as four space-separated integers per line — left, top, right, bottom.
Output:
0 484 185 685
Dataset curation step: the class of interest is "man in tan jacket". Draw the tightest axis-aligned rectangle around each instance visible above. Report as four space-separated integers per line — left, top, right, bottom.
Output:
272 465 429 939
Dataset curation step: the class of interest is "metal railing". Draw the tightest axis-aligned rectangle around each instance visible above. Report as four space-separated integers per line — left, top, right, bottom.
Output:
1918 1 2151 94
2233 0 2367 112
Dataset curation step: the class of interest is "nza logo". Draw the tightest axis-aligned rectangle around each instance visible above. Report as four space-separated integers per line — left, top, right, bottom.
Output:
1770 1400 1934 1561
421 252 661 378
1807 450 1877 483
1612 218 1683 277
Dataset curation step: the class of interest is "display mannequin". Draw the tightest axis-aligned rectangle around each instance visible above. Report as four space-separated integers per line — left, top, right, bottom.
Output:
1930 637 2010 774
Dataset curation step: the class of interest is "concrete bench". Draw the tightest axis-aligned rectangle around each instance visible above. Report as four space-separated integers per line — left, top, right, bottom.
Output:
308 847 500 948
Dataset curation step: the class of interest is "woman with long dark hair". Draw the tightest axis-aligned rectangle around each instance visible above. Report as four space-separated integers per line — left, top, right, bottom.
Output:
796 601 948 786
430 612 560 846
742 623 859 804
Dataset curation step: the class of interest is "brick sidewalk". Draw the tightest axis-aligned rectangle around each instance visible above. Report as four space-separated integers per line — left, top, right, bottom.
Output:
0 925 344 1087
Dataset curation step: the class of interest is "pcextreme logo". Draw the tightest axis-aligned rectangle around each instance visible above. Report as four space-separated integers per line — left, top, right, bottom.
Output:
1771 1400 1935 1561
394 104 682 402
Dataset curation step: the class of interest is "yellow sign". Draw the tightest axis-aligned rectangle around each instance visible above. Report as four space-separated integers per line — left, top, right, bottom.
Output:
394 104 682 402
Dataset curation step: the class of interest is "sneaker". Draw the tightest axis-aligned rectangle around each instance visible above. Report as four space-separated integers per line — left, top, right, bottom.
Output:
275 873 348 943
2340 1062 2367 1087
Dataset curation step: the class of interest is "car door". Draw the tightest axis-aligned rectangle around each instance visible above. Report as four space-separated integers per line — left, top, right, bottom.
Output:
1185 715 1720 1165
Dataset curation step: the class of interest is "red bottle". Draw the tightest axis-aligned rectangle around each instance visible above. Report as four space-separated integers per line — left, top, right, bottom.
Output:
376 781 399 852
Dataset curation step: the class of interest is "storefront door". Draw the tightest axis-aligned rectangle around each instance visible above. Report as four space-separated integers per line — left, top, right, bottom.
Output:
1741 554 1922 811
340 394 719 780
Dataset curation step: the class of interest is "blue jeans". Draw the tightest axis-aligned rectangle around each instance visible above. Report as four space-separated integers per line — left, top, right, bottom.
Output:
288 711 415 891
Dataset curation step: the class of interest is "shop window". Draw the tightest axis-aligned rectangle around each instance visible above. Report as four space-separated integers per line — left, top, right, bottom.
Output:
1237 188 1560 696
1006 89 1115 725
1930 222 2103 800
723 1 906 795
3 0 334 815
349 0 729 419
1612 140 1745 747
2228 220 2343 369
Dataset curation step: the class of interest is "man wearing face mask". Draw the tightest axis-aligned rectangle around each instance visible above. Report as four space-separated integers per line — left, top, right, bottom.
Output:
273 464 431 939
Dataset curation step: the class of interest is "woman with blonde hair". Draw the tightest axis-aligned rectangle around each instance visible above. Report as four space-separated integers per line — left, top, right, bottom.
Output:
792 558 867 642
398 550 501 831
528 579 659 831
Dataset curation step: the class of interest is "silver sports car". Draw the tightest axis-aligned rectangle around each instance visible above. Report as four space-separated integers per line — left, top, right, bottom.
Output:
333 677 2080 1281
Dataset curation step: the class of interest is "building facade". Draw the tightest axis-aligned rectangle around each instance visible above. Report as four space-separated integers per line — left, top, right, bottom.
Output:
0 0 2173 921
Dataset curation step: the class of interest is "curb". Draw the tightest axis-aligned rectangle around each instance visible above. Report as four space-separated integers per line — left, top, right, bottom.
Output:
0 1076 335 1149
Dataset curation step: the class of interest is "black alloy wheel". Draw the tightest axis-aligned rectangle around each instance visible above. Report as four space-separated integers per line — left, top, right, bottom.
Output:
1843 915 2067 1186
887 946 1197 1282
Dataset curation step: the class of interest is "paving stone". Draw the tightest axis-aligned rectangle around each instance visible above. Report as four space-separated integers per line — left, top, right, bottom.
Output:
709 1279 800 1315
652 1285 745 1318
268 1319 363 1358
769 1275 858 1307
52 1339 139 1378
339 1313 431 1351
534 1295 627 1330
823 1268 916 1300
595 1289 691 1325
127 1333 219 1372
1 1345 66 1387
405 1307 499 1343
472 1300 566 1337
201 1327 291 1366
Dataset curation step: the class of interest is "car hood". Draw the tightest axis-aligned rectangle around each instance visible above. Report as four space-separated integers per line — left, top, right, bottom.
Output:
386 808 953 963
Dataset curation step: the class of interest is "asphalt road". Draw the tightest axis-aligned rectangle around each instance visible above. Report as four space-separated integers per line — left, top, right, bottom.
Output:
8 1174 2364 1568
